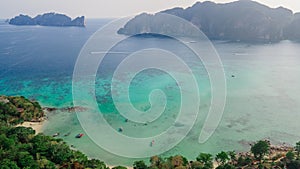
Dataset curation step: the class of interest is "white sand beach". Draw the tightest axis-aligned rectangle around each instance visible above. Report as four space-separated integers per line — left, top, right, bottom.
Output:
17 121 45 134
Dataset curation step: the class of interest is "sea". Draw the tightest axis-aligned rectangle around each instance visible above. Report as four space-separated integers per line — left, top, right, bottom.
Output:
0 19 300 165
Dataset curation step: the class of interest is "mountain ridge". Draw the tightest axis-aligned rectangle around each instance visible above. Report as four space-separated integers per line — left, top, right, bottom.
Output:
118 0 300 42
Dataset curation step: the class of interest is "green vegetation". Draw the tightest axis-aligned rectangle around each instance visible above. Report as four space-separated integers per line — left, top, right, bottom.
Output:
2 95 300 169
131 140 300 169
286 151 295 161
250 140 270 160
134 161 148 169
0 128 108 169
0 96 44 125
196 153 213 169
0 95 108 169
215 151 229 165
295 141 300 158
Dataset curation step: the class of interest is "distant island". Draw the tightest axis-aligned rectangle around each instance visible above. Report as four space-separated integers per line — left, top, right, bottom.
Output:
118 0 300 42
9 12 85 27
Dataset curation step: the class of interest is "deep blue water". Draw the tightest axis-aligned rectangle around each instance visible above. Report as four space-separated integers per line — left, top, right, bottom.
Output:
1 19 300 165
0 19 111 104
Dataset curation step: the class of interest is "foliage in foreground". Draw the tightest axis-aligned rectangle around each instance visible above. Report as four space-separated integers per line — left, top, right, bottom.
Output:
132 140 300 169
0 95 108 169
0 125 108 169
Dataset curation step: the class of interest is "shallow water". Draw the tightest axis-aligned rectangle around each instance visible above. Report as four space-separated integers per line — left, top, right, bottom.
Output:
0 19 300 165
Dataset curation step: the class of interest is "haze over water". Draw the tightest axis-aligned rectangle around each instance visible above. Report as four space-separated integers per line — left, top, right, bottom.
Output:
0 19 300 165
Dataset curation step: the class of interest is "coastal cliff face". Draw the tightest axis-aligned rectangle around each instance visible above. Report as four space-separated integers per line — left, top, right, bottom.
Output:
9 13 85 27
283 13 300 40
118 0 300 42
117 13 202 37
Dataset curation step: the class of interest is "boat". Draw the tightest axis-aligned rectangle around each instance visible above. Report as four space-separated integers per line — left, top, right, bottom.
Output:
118 127 123 132
75 133 84 138
52 132 60 137
64 132 71 137
150 140 155 147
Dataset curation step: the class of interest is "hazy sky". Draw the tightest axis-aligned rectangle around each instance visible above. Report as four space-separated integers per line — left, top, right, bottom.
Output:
0 0 300 19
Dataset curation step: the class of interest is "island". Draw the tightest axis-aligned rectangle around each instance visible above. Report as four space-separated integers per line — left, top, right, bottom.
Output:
9 13 85 27
118 0 300 42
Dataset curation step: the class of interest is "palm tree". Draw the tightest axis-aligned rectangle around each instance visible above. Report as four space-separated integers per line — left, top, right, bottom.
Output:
196 153 213 169
215 151 230 165
227 151 236 164
150 155 163 168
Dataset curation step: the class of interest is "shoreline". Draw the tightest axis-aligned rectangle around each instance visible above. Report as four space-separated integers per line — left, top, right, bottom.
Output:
16 108 50 134
17 121 45 134
15 118 296 169
12 105 296 169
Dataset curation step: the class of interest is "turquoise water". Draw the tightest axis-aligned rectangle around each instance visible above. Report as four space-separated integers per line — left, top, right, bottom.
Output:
1 19 300 165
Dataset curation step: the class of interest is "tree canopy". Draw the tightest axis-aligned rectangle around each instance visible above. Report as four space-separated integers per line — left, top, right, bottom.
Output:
250 140 270 160
0 95 108 169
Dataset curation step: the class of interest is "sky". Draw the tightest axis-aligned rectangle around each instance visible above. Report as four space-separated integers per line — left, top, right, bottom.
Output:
0 0 300 19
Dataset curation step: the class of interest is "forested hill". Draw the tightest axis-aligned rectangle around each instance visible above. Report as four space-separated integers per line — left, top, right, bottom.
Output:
118 0 300 42
0 96 108 169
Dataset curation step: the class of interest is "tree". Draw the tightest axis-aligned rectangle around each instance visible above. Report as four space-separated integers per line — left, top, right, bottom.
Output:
227 151 236 163
0 159 19 169
150 155 163 168
72 150 88 164
216 163 235 169
258 163 264 169
71 161 84 169
36 159 56 169
215 151 230 165
295 141 300 158
30 134 52 156
171 155 184 168
287 160 300 169
286 151 295 161
133 161 147 169
7 126 35 143
196 153 213 169
190 161 203 169
85 159 108 169
250 140 270 160
237 156 251 167
182 156 189 166
48 142 73 164
16 151 38 169
0 134 14 150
